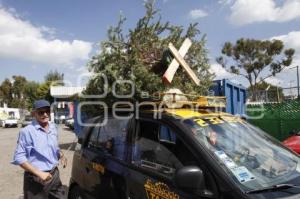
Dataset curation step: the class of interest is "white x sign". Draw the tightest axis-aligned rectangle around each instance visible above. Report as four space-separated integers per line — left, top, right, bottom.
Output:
162 38 200 86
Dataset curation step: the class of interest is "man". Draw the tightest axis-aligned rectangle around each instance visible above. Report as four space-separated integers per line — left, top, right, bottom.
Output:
208 131 218 146
12 100 67 199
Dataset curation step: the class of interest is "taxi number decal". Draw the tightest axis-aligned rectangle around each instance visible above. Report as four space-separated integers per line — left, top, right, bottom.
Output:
221 116 242 123
144 179 179 199
208 117 224 125
194 116 241 127
195 119 208 127
92 163 105 174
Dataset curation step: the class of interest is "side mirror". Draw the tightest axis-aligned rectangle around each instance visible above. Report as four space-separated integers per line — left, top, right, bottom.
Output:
174 166 214 197
174 166 205 191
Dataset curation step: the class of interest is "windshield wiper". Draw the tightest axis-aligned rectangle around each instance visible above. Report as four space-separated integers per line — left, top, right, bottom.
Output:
246 184 300 194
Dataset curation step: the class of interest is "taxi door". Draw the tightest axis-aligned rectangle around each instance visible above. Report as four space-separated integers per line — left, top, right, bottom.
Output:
126 118 201 199
82 117 131 198
80 124 106 198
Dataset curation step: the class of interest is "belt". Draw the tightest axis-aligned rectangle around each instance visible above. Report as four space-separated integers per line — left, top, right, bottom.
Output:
44 166 58 174
25 166 58 176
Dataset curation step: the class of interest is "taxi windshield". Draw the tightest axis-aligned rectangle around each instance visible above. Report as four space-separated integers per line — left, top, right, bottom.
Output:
183 115 300 192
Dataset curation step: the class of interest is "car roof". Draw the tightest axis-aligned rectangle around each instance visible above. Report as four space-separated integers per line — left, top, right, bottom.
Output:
143 108 232 119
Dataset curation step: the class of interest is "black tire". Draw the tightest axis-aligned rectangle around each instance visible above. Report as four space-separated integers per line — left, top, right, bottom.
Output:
68 185 83 199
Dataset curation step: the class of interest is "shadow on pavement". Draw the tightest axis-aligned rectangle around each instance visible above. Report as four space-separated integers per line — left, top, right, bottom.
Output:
63 185 69 199
62 127 74 132
59 142 76 151
18 185 69 199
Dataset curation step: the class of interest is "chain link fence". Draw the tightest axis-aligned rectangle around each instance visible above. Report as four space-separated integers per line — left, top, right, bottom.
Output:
247 100 300 141
248 87 299 103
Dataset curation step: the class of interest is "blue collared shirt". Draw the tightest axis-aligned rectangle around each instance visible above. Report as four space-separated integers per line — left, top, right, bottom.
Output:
12 120 60 171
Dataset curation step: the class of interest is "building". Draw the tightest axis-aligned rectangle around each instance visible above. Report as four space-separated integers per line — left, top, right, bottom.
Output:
50 86 85 123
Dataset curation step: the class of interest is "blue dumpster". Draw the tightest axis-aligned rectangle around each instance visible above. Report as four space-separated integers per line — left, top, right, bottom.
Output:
211 79 247 116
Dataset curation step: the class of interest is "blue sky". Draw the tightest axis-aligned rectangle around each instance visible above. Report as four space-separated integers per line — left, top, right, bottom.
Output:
0 0 300 90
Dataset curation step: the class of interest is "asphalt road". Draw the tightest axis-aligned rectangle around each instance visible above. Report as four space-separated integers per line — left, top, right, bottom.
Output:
0 124 77 199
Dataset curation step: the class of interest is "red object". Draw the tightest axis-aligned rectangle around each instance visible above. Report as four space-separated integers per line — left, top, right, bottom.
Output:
68 102 74 118
283 135 300 154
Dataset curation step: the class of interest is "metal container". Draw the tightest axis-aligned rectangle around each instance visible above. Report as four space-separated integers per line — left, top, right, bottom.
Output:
210 79 247 116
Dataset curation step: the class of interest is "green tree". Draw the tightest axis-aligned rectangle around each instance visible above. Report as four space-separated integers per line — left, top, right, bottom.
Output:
24 81 40 110
0 78 13 106
217 38 295 100
11 76 27 108
37 70 64 103
0 87 3 106
44 70 64 85
85 0 213 104
37 82 52 102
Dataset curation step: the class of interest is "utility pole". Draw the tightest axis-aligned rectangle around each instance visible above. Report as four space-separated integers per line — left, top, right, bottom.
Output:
297 65 299 100
277 86 280 103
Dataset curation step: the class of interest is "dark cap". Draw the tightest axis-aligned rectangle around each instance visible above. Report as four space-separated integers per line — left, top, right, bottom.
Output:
33 100 50 110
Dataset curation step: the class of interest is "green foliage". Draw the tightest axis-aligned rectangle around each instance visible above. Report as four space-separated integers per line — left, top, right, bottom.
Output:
24 81 40 110
0 70 64 109
37 70 65 103
37 82 52 103
0 78 13 106
44 70 64 85
10 76 27 108
217 38 295 100
85 0 213 104
0 76 41 109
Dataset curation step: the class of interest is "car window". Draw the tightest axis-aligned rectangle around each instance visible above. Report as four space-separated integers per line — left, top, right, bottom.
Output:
98 118 129 159
183 116 300 192
132 120 185 177
159 125 176 144
87 126 100 149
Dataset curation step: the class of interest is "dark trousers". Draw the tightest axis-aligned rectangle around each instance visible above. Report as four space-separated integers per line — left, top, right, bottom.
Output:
23 168 65 199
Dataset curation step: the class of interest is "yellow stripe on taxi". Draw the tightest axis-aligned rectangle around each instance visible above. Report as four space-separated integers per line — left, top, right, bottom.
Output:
163 109 230 119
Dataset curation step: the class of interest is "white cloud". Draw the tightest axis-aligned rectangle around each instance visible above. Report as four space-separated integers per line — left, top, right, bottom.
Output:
227 0 300 26
188 9 208 20
271 31 300 50
218 0 234 5
265 76 283 86
76 66 89 73
210 63 249 86
271 31 300 70
209 63 231 79
0 7 92 65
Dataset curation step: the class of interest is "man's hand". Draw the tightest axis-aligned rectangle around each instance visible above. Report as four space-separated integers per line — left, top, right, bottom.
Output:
20 162 52 182
38 171 52 181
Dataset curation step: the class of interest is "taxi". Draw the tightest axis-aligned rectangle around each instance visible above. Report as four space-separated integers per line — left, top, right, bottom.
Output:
68 95 300 199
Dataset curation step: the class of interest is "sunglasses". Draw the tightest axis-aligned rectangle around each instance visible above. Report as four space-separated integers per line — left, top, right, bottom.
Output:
37 109 50 116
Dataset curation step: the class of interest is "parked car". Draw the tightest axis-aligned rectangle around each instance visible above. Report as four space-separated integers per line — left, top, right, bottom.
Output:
0 119 4 127
21 115 33 127
54 114 67 124
282 130 300 154
65 118 74 130
68 101 300 199
0 112 9 127
2 117 18 128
